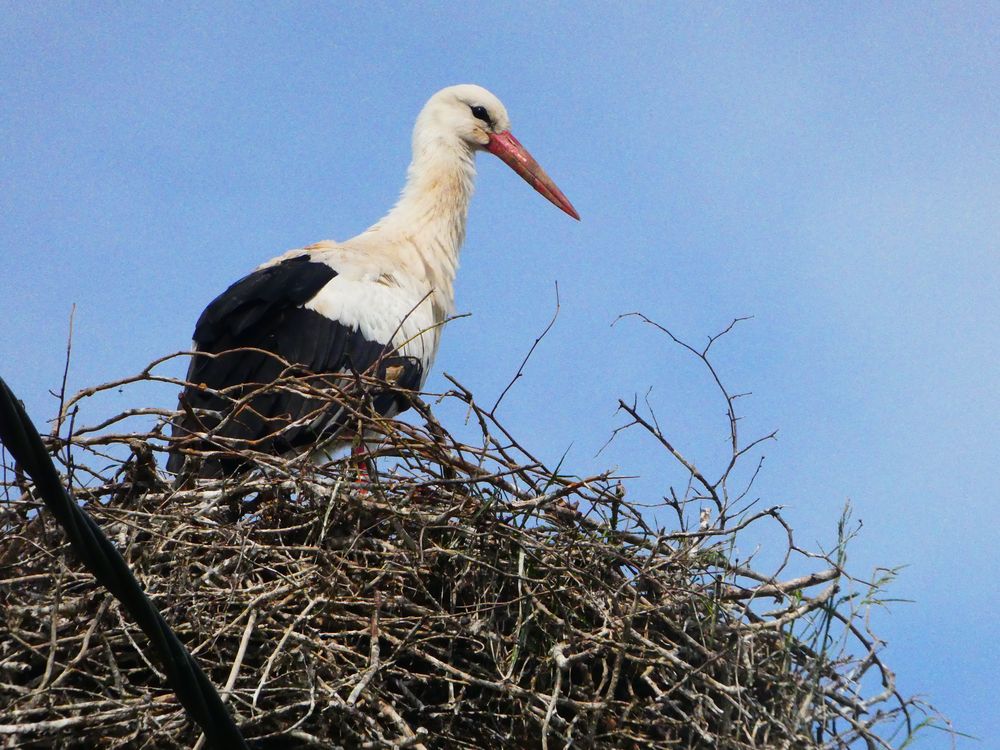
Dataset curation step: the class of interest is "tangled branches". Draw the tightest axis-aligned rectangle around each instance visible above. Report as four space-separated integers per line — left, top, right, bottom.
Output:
0 325 934 748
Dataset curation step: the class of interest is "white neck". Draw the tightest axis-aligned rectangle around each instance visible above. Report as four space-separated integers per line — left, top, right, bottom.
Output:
367 141 477 303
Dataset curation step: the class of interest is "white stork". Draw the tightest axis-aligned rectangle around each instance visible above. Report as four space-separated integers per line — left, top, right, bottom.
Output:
167 84 578 480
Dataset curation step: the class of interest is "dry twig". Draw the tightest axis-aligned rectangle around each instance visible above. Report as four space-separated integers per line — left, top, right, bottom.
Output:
0 330 939 748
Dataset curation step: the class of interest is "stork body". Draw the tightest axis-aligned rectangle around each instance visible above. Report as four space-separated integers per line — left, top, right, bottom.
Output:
167 85 577 480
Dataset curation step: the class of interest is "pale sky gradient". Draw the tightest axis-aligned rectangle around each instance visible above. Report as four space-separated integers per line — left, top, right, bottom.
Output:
2 4 997 745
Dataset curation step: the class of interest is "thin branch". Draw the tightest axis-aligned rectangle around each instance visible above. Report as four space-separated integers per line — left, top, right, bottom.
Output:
491 281 561 415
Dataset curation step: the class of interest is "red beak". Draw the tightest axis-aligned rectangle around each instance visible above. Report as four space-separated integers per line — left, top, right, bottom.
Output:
487 131 580 220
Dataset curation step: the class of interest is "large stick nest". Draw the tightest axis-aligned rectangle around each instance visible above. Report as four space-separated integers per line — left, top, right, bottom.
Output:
1 336 930 748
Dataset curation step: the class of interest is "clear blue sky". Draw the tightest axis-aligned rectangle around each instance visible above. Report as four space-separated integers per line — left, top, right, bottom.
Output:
2 4 997 745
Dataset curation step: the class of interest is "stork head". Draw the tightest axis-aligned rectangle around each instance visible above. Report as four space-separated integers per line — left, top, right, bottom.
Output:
414 84 579 220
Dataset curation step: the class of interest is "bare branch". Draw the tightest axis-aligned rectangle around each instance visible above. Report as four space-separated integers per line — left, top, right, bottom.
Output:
0 332 936 749
491 281 561 415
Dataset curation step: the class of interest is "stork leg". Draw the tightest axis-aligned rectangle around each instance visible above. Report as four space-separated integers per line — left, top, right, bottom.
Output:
351 441 372 490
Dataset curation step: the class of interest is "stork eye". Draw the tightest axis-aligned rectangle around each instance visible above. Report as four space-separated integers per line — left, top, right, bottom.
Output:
470 105 492 126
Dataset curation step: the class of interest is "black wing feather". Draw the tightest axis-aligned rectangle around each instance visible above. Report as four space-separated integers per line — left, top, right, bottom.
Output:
167 256 423 479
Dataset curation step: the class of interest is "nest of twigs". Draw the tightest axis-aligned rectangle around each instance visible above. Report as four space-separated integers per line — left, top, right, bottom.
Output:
1 334 931 749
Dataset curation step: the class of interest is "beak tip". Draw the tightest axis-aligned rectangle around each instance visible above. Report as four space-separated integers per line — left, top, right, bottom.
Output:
559 199 580 221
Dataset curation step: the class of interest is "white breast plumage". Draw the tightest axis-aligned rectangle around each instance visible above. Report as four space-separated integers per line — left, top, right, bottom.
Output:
303 270 440 383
